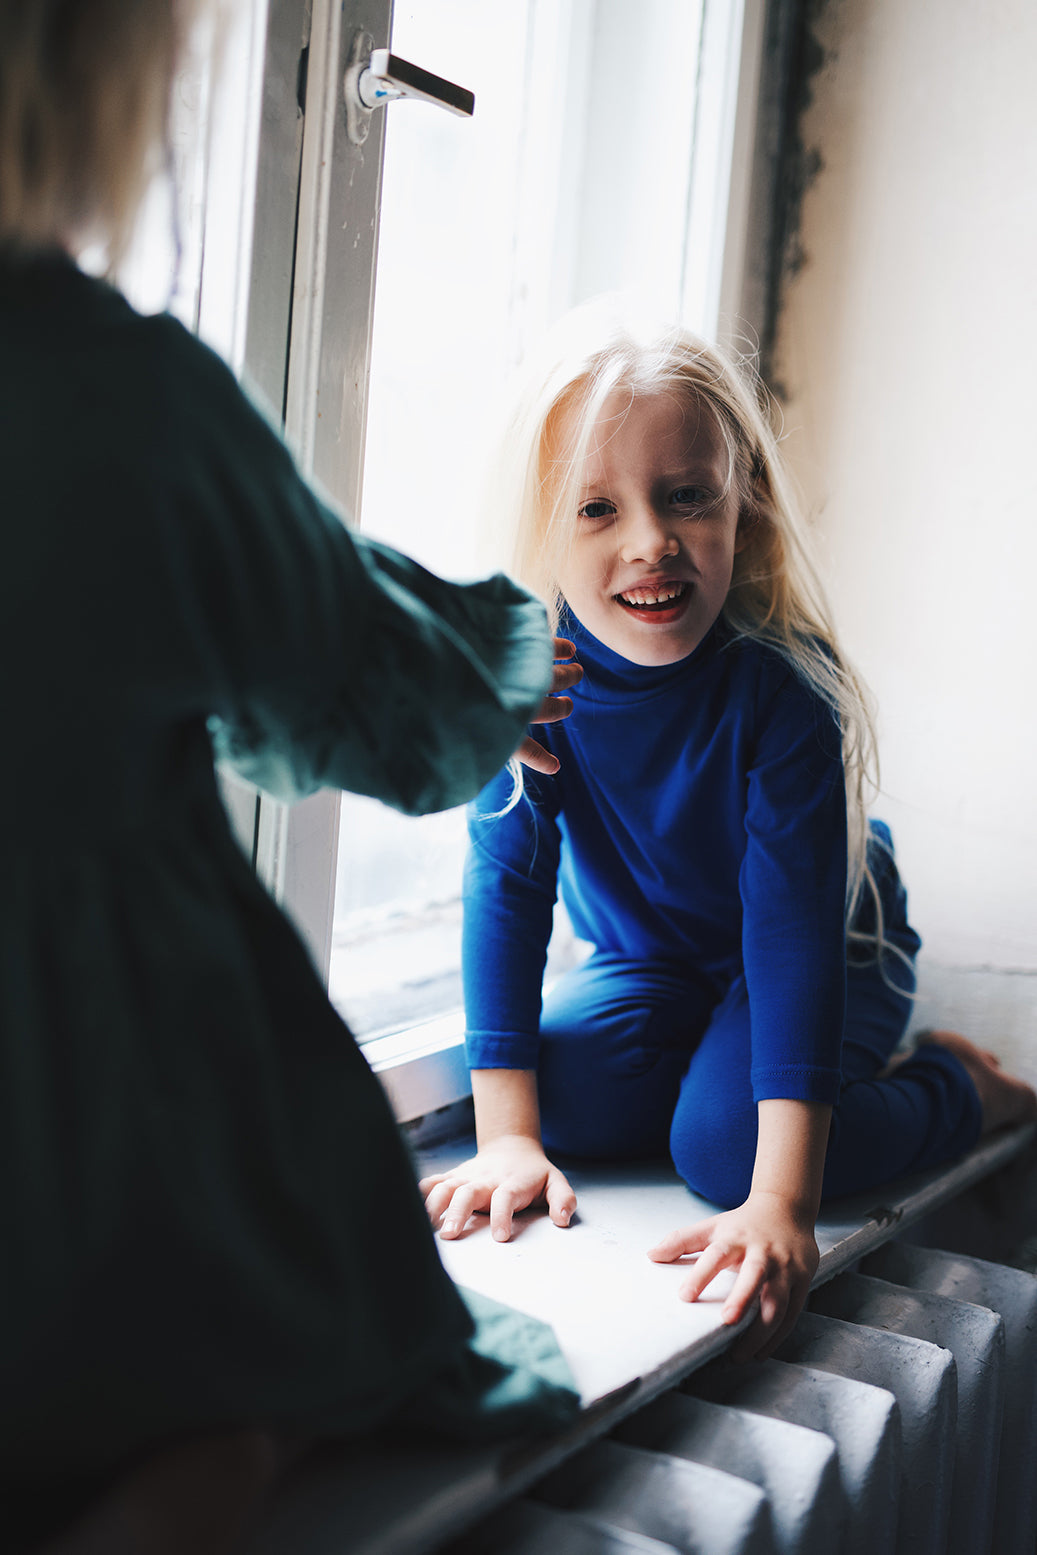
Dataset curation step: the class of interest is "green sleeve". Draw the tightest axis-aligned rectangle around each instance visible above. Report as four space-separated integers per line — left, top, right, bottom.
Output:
147 317 553 815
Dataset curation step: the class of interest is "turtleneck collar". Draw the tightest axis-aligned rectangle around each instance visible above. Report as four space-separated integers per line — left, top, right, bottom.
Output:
561 607 726 704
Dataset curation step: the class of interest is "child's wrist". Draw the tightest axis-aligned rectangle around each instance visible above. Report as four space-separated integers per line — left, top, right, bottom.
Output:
475 1128 546 1153
743 1184 820 1226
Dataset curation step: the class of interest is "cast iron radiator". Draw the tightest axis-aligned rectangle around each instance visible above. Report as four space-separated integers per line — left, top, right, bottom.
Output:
445 1239 1037 1555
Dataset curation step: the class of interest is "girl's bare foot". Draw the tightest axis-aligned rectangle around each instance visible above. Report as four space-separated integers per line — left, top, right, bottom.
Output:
919 1029 1037 1135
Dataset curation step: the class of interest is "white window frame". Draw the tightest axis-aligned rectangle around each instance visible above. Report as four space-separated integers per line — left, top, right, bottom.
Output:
221 0 394 965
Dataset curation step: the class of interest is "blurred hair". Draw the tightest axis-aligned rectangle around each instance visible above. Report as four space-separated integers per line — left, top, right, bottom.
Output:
0 0 191 260
489 297 885 942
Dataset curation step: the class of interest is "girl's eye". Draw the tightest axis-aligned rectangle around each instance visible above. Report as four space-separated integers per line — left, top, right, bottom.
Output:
671 485 711 508
578 500 615 521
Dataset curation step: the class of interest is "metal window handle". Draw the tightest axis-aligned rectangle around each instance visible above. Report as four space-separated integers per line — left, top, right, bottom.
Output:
344 31 474 146
361 50 475 117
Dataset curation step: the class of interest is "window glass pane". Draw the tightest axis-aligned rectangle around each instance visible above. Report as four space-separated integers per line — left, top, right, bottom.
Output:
109 5 271 858
115 4 264 352
332 0 711 1041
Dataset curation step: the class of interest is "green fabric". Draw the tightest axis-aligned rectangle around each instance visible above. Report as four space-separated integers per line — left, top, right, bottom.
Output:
386 1289 580 1445
0 252 564 1518
461 1288 579 1402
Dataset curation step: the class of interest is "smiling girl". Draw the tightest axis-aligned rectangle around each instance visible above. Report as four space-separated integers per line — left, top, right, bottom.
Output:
421 304 1037 1361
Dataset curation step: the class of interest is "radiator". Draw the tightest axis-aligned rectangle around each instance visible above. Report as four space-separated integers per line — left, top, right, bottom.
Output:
446 1240 1037 1555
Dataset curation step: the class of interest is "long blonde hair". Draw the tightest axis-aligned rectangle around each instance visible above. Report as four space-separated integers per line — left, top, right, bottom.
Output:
491 301 882 938
0 0 189 260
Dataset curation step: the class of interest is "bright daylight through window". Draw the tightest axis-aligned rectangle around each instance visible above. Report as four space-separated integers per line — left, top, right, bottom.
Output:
328 0 744 1047
108 0 759 1076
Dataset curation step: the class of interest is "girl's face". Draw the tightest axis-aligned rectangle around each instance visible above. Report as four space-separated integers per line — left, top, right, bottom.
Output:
553 389 744 666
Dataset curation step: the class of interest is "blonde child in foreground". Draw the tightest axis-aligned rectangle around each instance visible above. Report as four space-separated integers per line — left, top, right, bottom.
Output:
0 3 582 1551
422 302 1037 1362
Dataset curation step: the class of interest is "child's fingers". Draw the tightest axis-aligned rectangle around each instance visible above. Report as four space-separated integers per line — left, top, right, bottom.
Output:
728 1304 769 1363
533 693 574 726
437 1182 488 1239
487 1182 532 1243
549 658 583 693
533 666 581 722
677 1240 744 1303
553 637 577 660
515 735 561 774
519 658 582 771
646 1222 715 1264
740 1293 803 1363
418 1170 450 1197
718 1248 771 1324
545 1170 577 1228
422 1179 460 1224
729 1274 808 1362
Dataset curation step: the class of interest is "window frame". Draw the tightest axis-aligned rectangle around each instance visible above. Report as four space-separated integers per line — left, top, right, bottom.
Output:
237 0 393 978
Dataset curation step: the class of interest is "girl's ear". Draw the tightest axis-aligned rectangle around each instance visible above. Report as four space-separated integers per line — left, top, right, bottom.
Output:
734 502 758 555
735 463 772 554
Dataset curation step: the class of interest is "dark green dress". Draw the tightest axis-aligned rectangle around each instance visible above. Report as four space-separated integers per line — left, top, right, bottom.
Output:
0 254 569 1531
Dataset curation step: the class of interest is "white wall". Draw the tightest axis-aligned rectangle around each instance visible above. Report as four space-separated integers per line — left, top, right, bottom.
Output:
772 0 1037 1072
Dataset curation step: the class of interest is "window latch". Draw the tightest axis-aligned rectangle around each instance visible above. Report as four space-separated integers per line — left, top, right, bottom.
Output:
344 30 475 146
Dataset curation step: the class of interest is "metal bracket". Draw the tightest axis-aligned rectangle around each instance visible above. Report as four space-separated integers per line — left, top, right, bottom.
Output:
343 28 377 146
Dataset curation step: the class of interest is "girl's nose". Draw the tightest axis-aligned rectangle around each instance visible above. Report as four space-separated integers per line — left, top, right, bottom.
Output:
617 506 680 565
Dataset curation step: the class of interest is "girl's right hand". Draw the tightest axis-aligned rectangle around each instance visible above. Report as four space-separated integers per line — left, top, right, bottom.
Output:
514 638 582 775
419 1136 577 1243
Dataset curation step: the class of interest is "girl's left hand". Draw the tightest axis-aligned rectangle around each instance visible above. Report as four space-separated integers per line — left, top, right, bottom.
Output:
647 1191 819 1362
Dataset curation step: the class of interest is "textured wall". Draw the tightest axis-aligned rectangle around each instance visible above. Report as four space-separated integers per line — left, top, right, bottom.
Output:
772 0 1037 1064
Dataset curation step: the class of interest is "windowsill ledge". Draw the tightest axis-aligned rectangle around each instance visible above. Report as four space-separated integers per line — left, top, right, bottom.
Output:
419 1122 1036 1405
246 1123 1035 1555
364 1009 470 1123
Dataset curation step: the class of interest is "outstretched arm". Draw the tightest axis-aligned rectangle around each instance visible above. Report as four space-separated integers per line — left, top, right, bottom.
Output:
420 1068 577 1242
648 1098 831 1361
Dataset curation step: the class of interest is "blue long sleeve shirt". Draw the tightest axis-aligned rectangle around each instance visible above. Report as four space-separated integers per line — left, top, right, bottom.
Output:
463 616 849 1105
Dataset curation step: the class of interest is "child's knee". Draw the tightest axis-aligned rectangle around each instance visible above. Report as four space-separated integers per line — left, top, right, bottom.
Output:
668 1105 756 1208
539 1054 680 1160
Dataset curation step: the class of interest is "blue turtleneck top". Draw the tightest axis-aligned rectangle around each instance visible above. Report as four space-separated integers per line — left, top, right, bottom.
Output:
463 616 849 1105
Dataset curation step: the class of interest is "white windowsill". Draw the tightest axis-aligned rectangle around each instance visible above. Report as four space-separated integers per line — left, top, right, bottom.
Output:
418 1122 1037 1407
364 1009 471 1124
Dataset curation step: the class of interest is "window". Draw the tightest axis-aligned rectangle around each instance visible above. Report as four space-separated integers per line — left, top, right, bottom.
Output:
116 4 267 373
112 0 285 854
326 0 769 1099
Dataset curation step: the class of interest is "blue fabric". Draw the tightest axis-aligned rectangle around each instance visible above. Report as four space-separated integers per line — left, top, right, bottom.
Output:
463 623 983 1206
535 829 979 1204
465 615 848 1103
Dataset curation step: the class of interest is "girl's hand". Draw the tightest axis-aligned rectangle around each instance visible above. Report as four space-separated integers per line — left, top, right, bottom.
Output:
419 1135 577 1243
647 1190 820 1362
515 638 582 775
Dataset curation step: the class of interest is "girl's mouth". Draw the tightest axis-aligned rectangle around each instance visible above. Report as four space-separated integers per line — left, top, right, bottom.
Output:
615 581 690 621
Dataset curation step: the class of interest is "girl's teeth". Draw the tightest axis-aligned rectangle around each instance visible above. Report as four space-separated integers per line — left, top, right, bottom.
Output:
621 584 684 606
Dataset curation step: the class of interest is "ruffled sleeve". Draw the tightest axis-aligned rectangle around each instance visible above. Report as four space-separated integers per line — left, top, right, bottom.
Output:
143 316 553 816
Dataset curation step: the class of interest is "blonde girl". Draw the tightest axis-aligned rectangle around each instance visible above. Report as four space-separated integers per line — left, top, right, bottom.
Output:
0 2 579 1549
422 303 1037 1361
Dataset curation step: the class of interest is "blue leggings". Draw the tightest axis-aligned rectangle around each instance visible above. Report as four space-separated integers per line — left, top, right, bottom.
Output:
537 828 982 1207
